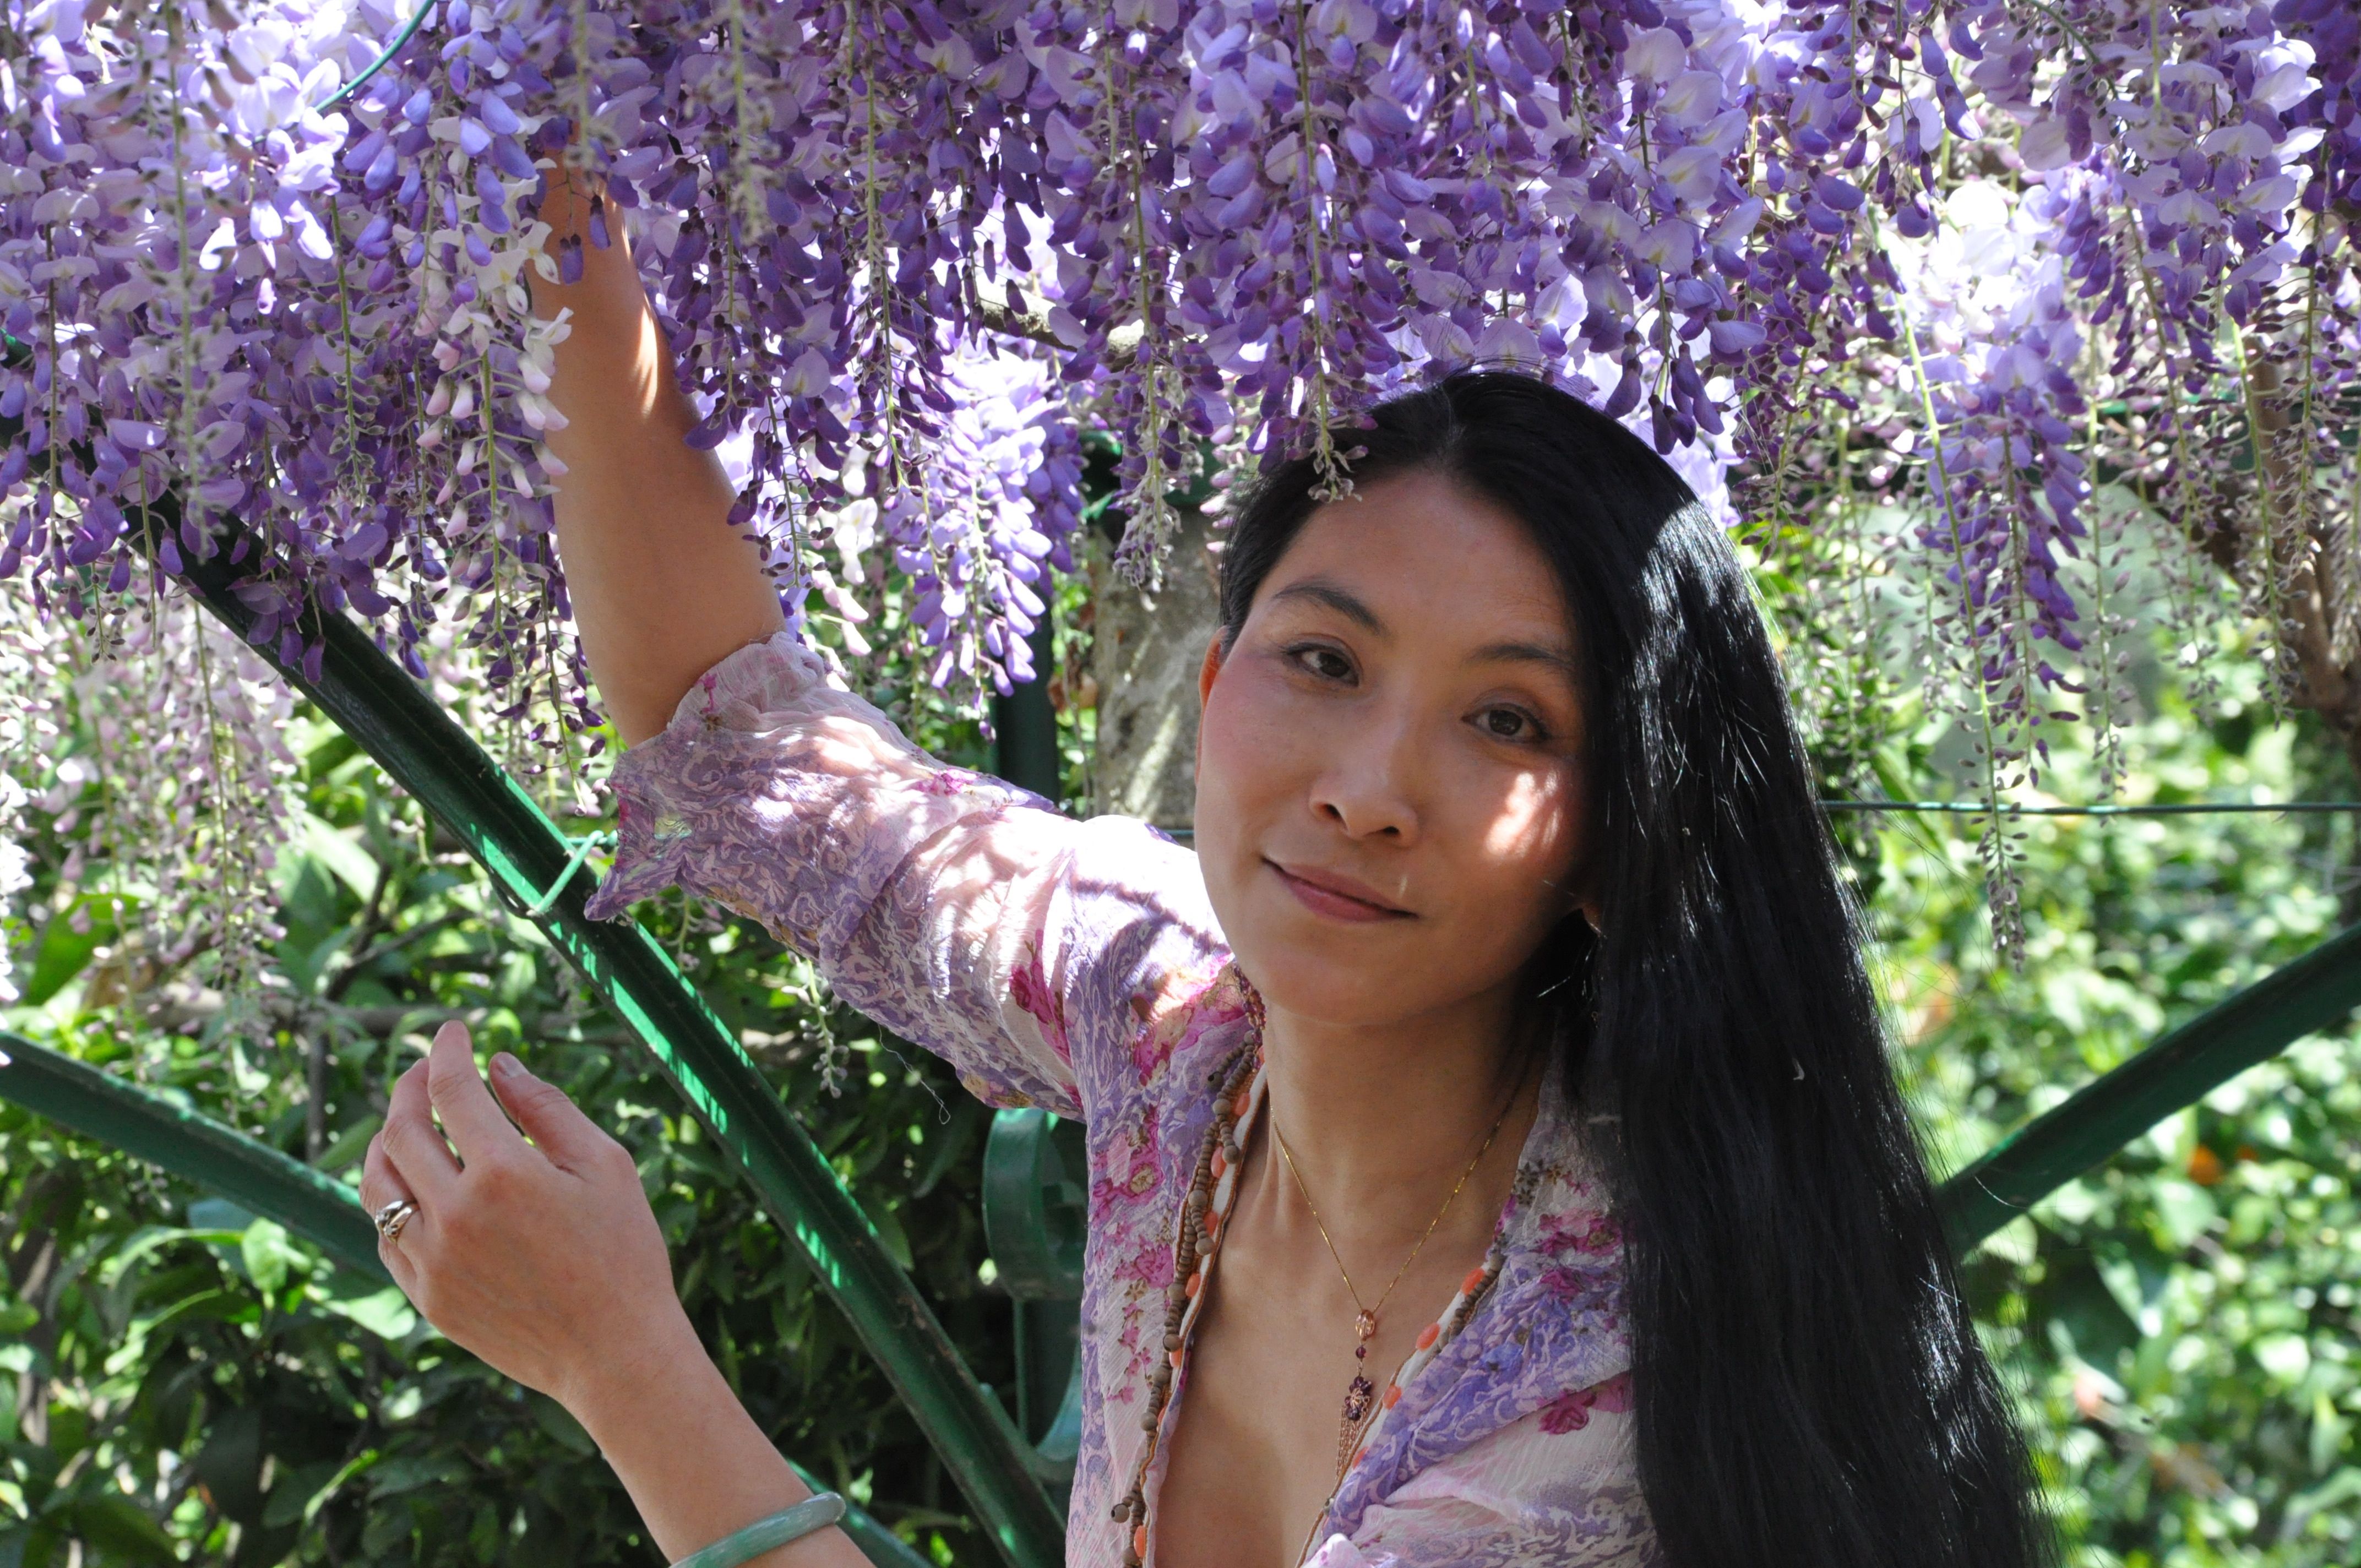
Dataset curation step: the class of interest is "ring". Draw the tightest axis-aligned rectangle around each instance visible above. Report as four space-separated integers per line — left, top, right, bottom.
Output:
372 1197 419 1243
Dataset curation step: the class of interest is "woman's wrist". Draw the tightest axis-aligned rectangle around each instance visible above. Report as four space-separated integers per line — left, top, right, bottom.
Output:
560 1303 710 1445
563 1316 859 1567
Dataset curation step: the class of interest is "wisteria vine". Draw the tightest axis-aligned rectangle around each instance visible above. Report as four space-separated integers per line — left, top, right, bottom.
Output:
2 0 2359 959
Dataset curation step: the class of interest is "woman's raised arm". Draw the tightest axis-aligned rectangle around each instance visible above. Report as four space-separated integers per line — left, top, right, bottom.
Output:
530 167 785 745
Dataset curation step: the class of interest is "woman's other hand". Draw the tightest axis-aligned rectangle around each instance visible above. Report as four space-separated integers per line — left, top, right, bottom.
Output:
360 1020 691 1415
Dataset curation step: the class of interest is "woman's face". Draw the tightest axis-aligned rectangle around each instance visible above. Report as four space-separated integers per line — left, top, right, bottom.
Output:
1194 470 1592 1029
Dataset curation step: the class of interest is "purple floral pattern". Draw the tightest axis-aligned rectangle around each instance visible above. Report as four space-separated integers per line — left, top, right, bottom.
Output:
588 635 1657 1565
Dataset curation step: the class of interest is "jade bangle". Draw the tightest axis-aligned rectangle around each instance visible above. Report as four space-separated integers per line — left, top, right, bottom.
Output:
667 1494 848 1568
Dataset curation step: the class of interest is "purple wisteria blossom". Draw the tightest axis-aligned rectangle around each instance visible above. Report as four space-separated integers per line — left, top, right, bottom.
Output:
0 0 2356 812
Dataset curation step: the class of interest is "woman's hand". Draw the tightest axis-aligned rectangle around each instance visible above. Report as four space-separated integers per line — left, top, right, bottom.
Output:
360 1021 692 1414
362 1024 867 1567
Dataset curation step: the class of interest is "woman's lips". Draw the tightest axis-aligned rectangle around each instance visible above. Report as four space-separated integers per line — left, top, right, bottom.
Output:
1266 859 1414 923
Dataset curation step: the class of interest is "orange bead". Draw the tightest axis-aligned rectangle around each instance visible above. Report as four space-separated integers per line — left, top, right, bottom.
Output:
1210 1150 1227 1178
1169 1348 1184 1368
1184 1271 1201 1298
1383 1384 1402 1408
1415 1323 1439 1351
1133 1525 1148 1559
1459 1266 1487 1295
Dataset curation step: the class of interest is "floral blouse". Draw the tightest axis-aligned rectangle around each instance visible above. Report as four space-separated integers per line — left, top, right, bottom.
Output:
584 635 1658 1567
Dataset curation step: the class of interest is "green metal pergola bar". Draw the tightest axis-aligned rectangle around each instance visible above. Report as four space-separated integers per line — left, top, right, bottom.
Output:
1935 921 2361 1252
0 1031 389 1280
0 1033 933 1568
102 506 1063 1566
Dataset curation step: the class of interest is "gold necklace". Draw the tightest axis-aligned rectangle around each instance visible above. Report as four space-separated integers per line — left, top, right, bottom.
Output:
1271 1084 1519 1482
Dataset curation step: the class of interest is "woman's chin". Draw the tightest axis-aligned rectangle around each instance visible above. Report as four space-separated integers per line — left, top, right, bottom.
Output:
1226 936 1454 1032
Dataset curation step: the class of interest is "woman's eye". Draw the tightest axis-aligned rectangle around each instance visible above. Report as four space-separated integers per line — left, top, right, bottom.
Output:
1291 646 1354 681
1479 706 1541 741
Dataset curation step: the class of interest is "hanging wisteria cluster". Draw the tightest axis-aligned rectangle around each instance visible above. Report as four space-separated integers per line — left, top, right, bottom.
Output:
2 0 2358 949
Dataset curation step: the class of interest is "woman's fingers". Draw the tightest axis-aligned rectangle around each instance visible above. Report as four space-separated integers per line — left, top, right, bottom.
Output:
335 1025 687 1409
381 1056 461 1204
426 1020 529 1168
487 1052 620 1174
358 1133 423 1294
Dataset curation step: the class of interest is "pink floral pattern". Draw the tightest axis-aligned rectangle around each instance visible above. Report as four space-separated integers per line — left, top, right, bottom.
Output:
1539 1373 1636 1435
588 635 1658 1566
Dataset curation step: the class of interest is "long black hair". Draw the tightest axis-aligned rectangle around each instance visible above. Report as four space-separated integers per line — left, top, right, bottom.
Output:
1216 371 2053 1568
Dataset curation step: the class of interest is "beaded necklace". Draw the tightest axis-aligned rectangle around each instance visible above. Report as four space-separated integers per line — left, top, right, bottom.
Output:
1111 1039 1260 1567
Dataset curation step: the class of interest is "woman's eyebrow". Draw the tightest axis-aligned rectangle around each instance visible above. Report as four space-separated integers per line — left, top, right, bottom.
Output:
1471 639 1579 677
1266 580 1386 633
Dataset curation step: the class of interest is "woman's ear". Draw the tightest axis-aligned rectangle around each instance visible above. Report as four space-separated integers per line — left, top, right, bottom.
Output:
1196 628 1226 712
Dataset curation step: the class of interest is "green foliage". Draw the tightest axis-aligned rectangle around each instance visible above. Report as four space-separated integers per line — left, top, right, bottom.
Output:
1 711 1015 1566
1875 652 2361 1566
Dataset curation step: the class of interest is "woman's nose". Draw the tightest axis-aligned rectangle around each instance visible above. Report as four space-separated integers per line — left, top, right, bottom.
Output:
1308 709 1423 843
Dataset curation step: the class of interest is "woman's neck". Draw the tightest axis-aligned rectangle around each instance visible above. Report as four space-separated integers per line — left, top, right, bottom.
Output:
1255 984 1542 1251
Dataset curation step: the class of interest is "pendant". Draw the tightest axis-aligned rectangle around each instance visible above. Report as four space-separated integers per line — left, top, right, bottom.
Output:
1336 1307 1384 1474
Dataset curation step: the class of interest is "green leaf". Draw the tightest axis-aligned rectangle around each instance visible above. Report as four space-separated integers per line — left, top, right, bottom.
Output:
65 1494 176 1563
296 810 382 903
2311 1391 2351 1476
20 897 122 1008
239 1218 307 1297
312 1284 416 1341
312 1113 382 1174
366 1453 470 1499
184 1198 257 1233
260 1459 344 1528
2150 1179 2220 1252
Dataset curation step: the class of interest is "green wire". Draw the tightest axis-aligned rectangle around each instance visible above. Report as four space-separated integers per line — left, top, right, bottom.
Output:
315 1 437 114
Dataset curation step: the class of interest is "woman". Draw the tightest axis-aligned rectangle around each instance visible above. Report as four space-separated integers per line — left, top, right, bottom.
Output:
358 176 2055 1568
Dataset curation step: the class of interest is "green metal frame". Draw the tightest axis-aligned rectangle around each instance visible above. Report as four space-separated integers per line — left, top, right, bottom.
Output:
980 1109 1086 1498
0 1033 929 1568
1934 920 2361 1252
0 1031 388 1280
111 502 1062 1567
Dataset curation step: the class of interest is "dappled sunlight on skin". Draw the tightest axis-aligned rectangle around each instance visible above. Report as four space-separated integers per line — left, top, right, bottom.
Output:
1480 769 1573 868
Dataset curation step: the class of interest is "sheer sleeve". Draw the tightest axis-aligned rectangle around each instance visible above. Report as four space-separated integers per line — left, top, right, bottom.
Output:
583 634 1227 1121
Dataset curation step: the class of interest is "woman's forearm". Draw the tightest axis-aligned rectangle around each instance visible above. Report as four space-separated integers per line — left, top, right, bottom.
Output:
569 1318 869 1568
529 166 785 744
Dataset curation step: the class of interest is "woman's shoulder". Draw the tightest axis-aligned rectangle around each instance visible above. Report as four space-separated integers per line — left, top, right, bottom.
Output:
1011 816 1236 1099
